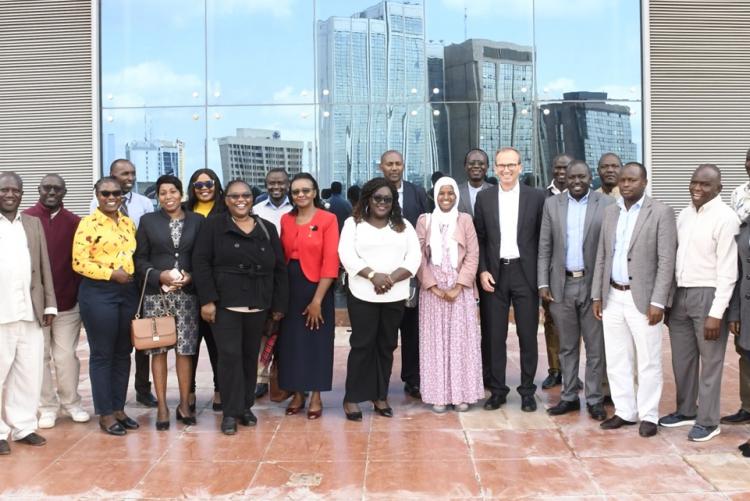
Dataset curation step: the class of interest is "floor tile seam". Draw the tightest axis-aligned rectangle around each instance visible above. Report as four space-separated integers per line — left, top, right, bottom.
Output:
680 453 742 493
362 413 375 501
28 425 98 483
132 422 192 493
553 425 606 497
460 427 485 499
246 412 282 491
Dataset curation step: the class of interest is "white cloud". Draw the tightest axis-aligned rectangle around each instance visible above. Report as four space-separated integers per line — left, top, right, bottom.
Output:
272 85 314 104
211 0 294 18
441 0 608 18
103 61 203 109
541 77 576 98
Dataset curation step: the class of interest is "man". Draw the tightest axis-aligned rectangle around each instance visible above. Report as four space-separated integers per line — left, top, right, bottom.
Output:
724 147 750 425
596 152 622 198
538 160 613 420
474 147 545 412
592 162 676 437
253 168 292 234
90 159 156 407
24 174 89 428
540 153 574 390
380 150 430 398
253 168 292 399
457 148 492 216
0 171 57 455
659 164 740 441
327 181 352 233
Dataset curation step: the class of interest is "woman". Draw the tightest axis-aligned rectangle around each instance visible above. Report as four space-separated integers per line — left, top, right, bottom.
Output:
192 179 288 435
338 178 421 420
134 175 203 430
277 173 339 419
185 168 223 412
73 177 139 436
415 177 483 413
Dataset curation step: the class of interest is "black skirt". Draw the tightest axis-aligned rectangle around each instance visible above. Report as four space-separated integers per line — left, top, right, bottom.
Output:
277 260 335 391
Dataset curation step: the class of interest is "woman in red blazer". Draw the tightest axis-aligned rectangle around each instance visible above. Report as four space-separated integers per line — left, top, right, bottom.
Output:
277 173 340 419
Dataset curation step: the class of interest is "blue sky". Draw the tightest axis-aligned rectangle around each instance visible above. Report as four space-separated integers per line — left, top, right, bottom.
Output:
101 0 642 181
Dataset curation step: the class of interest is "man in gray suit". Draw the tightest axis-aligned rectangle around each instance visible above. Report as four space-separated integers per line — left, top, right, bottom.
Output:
659 164 739 442
538 161 613 420
592 162 677 438
457 148 492 216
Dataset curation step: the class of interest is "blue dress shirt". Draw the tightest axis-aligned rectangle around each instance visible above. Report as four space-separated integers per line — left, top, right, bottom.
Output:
565 191 588 272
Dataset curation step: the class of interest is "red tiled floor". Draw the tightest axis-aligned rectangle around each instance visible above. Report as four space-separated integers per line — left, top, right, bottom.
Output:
248 460 366 499
475 457 599 498
137 460 258 498
366 459 481 498
28 459 152 496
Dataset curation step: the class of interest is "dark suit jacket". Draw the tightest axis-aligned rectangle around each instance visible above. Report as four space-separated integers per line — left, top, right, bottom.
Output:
728 222 750 351
458 181 492 216
20 214 57 326
401 180 430 227
474 183 546 292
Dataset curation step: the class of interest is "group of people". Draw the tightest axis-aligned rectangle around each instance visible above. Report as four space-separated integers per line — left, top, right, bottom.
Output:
2 145 750 454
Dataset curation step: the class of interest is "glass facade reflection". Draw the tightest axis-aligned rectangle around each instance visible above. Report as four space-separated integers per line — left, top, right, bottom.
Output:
100 0 643 196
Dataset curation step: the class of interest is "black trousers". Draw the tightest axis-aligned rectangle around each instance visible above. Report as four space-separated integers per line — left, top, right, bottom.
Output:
191 318 219 394
478 286 493 386
345 292 405 403
399 305 420 387
133 350 151 395
212 308 266 417
484 260 538 397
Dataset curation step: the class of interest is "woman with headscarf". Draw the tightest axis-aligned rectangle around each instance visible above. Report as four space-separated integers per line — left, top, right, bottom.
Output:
415 176 484 413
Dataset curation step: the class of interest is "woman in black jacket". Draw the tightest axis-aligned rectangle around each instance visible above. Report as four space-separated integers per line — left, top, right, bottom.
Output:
192 179 288 435
134 175 203 430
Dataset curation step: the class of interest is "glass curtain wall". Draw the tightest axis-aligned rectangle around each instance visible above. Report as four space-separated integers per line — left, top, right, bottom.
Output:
100 0 642 197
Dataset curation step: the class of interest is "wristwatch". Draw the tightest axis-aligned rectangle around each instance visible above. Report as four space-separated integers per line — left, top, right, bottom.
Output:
367 271 376 280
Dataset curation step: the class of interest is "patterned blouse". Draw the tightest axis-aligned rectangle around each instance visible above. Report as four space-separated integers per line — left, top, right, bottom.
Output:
72 208 136 280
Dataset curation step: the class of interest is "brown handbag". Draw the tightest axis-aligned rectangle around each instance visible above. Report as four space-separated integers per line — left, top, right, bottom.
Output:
131 268 177 351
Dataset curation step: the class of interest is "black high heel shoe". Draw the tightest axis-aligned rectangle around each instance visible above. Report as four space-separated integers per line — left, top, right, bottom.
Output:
372 401 393 418
100 420 127 436
176 406 197 425
343 401 362 422
155 419 170 431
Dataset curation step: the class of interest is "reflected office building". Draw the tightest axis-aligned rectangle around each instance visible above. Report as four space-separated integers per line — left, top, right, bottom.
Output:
217 128 304 189
317 1 436 189
125 138 183 199
443 39 534 181
539 92 637 187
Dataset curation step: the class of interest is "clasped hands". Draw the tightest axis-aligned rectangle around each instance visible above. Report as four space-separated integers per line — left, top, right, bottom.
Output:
429 284 463 302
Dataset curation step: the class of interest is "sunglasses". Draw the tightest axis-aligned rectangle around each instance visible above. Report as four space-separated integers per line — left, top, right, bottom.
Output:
372 195 393 205
226 193 252 201
193 180 215 190
99 190 122 198
291 187 314 197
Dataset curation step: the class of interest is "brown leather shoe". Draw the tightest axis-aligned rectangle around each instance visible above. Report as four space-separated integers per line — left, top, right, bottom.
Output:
639 421 658 437
600 415 636 430
18 432 47 446
0 439 9 455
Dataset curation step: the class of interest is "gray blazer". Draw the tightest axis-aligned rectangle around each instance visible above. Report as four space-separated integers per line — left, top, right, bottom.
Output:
457 181 492 216
537 190 615 300
20 214 57 326
728 222 750 350
591 195 677 315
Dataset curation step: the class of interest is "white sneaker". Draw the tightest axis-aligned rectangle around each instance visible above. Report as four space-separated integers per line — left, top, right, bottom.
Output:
455 403 470 412
432 405 448 414
62 406 91 423
38 411 57 429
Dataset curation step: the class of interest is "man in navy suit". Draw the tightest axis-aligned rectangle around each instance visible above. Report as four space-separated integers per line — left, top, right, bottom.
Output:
379 150 429 398
474 147 546 412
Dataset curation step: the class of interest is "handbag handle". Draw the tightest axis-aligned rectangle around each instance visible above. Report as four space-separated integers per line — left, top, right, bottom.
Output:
134 268 170 320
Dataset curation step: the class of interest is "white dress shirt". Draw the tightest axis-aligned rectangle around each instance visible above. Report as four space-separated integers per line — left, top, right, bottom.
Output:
498 182 520 259
253 197 292 235
338 217 421 303
676 196 740 319
611 195 644 285
89 190 153 228
0 213 34 324
468 185 481 212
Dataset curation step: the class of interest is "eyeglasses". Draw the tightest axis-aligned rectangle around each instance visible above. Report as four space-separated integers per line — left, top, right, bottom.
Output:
226 193 252 201
291 187 313 197
40 184 64 193
193 180 214 190
372 195 393 205
496 163 519 171
99 190 122 198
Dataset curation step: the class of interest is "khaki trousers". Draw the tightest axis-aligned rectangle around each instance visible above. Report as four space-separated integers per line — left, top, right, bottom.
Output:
39 305 83 413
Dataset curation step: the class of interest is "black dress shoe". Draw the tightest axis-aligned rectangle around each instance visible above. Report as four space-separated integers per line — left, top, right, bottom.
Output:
484 394 506 411
343 402 363 421
639 421 658 437
254 383 269 399
547 399 580 415
240 409 257 426
221 416 237 435
373 402 393 418
587 403 607 421
0 439 9 455
18 432 46 446
541 372 562 390
521 395 537 412
600 415 636 430
738 442 750 453
116 416 140 430
721 408 750 425
404 382 421 399
136 392 158 408
100 421 127 436
176 407 196 425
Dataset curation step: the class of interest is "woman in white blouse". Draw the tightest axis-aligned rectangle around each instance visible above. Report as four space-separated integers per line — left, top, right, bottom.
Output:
338 177 421 421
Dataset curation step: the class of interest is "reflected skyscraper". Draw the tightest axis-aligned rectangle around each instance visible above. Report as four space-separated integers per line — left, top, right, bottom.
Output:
443 39 534 181
538 92 637 187
317 1 435 189
125 138 183 198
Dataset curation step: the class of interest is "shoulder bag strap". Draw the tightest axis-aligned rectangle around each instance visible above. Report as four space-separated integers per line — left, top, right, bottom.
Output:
134 268 152 319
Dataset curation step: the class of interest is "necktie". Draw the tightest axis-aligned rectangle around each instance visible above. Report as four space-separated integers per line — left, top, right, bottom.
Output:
119 197 129 217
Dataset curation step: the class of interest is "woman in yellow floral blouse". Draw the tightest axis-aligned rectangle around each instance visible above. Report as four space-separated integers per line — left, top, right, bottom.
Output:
73 176 140 436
